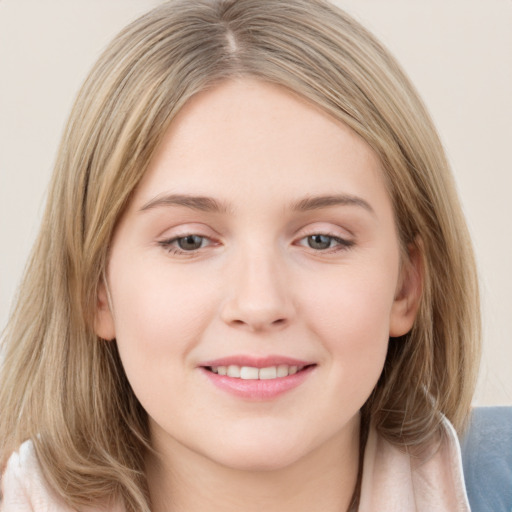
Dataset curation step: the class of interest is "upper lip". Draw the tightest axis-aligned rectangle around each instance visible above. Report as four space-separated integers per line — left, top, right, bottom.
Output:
199 355 315 368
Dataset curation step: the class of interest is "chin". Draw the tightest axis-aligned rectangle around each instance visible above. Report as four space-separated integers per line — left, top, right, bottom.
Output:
215 446 306 473
201 429 315 473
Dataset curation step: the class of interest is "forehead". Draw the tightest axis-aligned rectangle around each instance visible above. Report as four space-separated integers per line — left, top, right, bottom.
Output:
130 79 390 216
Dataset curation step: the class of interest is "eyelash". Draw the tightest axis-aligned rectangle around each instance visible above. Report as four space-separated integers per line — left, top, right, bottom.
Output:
297 233 354 253
158 232 354 256
158 234 214 256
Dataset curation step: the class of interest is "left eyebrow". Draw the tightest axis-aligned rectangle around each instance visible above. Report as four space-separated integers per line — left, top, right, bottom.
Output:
290 194 375 215
139 193 230 214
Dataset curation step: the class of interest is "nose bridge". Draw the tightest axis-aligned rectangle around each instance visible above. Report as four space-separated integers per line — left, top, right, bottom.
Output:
221 240 293 331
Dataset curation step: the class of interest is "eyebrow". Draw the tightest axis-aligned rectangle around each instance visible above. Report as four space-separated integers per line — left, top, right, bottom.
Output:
139 194 230 214
139 193 374 215
290 194 374 215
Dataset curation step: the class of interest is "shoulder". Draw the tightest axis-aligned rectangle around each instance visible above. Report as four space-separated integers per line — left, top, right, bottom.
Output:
1 440 75 511
359 417 470 511
1 441 125 512
461 406 512 512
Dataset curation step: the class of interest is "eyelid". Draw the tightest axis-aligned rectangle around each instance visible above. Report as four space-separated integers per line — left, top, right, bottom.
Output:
155 221 217 238
293 222 353 240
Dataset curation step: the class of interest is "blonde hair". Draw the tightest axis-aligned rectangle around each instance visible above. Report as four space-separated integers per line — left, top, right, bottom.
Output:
0 0 480 510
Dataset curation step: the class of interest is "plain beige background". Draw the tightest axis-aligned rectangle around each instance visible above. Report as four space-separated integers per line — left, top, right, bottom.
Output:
0 0 511 405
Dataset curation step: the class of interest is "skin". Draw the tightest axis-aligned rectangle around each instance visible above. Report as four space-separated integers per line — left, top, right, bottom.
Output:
95 79 421 512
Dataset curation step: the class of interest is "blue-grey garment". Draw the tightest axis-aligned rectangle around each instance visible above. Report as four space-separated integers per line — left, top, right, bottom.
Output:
460 406 512 512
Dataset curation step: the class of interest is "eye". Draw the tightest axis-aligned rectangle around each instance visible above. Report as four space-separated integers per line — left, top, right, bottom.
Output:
175 235 206 251
297 234 354 252
158 234 211 254
307 234 335 250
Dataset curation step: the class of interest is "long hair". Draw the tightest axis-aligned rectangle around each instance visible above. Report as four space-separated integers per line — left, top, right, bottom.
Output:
0 1 480 510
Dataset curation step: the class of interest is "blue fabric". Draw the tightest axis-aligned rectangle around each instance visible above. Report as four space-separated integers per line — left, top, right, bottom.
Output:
460 406 512 512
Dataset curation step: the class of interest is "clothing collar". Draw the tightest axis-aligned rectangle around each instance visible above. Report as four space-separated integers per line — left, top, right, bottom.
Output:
358 418 470 511
2 418 469 511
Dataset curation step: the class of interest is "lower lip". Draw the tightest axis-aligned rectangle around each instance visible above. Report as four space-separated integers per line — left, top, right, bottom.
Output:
200 366 315 400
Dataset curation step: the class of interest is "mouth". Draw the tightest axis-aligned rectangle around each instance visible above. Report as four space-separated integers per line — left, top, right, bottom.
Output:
199 356 316 400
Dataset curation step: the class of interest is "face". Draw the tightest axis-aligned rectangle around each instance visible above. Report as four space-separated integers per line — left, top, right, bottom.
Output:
96 79 420 472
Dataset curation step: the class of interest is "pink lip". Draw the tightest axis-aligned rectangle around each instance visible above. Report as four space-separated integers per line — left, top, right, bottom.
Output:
198 355 316 401
199 355 312 368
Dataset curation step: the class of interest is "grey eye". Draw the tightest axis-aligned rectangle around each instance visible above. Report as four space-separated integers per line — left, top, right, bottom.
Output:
177 235 205 251
307 234 334 250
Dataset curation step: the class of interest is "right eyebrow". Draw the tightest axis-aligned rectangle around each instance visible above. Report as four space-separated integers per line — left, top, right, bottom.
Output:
138 194 230 214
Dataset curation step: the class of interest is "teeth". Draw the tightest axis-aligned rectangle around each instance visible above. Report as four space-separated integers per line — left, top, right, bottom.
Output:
277 364 289 377
240 366 259 380
227 365 241 378
259 366 277 380
210 364 302 380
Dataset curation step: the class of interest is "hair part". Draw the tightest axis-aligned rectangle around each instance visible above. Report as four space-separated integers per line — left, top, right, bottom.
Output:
0 1 480 510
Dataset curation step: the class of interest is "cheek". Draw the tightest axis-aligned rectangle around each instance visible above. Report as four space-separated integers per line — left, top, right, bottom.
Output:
303 263 397 336
107 257 224 435
299 261 398 386
108 256 218 372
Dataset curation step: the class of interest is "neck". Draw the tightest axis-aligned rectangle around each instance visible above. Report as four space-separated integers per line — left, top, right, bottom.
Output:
146 416 361 512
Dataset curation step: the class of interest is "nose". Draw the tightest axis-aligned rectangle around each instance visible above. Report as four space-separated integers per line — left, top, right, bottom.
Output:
220 248 294 332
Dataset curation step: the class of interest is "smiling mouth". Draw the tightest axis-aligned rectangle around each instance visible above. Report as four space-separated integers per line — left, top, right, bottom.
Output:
204 364 315 380
200 359 316 399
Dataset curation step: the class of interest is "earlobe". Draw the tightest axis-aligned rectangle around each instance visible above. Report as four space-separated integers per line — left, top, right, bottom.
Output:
389 241 423 337
94 279 116 341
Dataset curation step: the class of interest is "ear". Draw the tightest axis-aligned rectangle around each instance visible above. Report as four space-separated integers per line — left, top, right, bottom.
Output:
389 240 423 337
94 279 116 341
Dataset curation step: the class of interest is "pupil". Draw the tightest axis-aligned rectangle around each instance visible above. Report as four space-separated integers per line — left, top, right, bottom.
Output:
308 234 331 250
178 235 203 250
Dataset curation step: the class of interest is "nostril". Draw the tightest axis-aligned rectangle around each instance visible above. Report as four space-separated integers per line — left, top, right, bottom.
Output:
226 316 288 331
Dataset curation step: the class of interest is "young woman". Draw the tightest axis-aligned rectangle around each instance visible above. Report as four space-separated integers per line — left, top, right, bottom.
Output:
0 1 480 511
